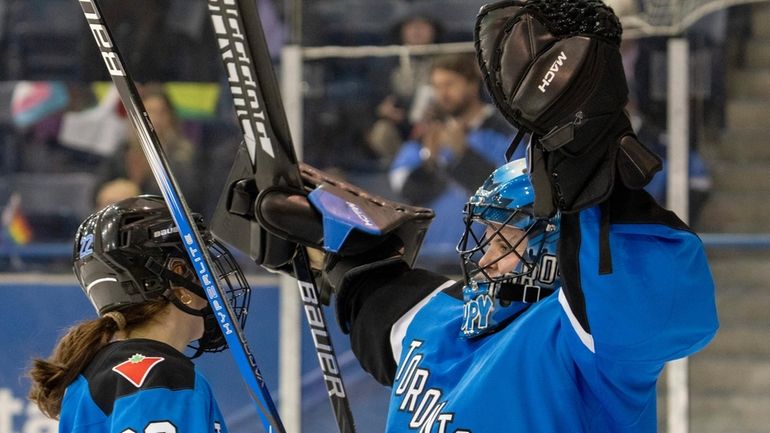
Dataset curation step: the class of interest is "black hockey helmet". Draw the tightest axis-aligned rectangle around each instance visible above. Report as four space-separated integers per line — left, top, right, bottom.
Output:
73 195 251 355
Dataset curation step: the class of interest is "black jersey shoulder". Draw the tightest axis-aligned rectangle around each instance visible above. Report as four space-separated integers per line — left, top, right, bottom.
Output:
82 339 195 415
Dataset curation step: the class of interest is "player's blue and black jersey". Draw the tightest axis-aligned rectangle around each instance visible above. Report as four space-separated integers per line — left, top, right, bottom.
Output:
59 339 227 433
343 186 719 432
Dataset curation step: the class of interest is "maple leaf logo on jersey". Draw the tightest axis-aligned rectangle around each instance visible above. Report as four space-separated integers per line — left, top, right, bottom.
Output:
112 353 165 388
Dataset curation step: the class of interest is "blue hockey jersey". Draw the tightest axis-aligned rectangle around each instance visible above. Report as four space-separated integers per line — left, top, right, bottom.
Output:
59 339 227 433
343 187 718 433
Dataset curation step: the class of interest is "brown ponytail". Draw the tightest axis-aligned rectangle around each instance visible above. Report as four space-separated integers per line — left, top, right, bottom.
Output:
28 299 169 419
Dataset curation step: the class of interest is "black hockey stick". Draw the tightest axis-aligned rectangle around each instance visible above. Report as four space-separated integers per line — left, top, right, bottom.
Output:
76 1 286 432
206 1 357 432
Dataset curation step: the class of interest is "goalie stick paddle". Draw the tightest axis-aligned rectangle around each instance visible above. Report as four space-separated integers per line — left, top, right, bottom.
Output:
76 1 286 432
206 1 357 432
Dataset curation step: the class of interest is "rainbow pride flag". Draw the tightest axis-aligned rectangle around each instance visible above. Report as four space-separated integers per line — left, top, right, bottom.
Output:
1 194 33 245
11 82 69 128
91 82 221 119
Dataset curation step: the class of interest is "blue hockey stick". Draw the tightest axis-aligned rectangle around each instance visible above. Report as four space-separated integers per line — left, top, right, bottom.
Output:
77 1 285 432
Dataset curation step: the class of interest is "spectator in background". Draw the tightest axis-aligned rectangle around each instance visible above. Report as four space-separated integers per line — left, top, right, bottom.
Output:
387 13 444 107
98 84 201 211
389 53 523 265
367 13 444 166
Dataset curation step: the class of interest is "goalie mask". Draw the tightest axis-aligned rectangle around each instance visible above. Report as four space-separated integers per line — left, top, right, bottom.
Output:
73 195 251 356
457 159 560 338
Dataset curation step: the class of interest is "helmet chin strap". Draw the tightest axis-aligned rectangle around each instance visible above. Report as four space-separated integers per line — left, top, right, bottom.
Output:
147 257 219 359
146 257 207 298
167 295 211 360
165 289 218 360
496 280 554 304
167 292 209 317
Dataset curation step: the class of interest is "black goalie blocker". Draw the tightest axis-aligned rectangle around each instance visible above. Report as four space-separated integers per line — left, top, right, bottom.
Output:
212 145 434 286
475 0 661 215
74 195 251 357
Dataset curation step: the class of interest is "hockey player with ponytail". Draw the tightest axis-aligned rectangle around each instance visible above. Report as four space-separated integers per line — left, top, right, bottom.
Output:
28 196 251 433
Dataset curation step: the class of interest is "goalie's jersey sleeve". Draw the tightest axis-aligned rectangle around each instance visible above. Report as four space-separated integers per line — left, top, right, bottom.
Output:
555 184 719 362
58 339 227 433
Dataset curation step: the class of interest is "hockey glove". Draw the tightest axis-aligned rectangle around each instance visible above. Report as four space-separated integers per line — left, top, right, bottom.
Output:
255 163 433 263
212 156 433 287
475 1 661 215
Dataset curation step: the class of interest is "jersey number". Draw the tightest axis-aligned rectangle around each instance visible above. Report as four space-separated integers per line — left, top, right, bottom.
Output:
78 233 94 258
122 421 176 433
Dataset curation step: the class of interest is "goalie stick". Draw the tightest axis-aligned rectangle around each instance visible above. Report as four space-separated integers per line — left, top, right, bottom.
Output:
206 1 357 432
76 1 286 432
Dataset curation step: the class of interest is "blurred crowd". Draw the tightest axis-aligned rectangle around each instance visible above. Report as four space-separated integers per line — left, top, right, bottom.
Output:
1 0 750 272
